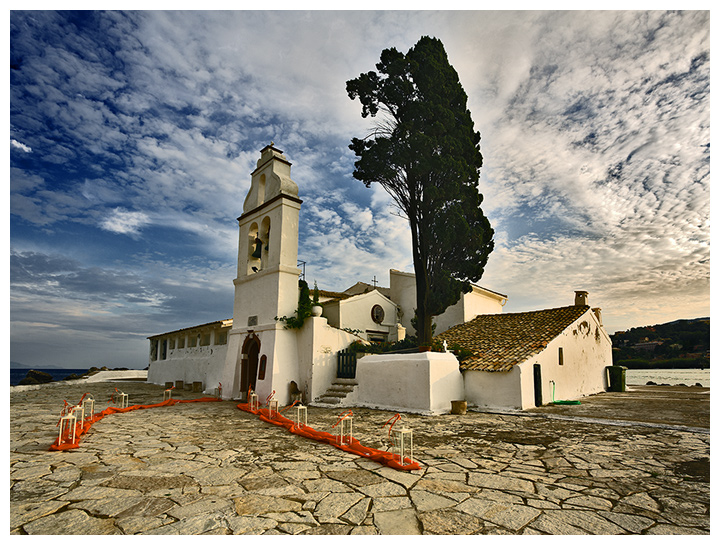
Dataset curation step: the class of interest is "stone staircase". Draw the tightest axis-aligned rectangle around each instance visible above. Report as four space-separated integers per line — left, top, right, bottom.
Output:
312 378 358 406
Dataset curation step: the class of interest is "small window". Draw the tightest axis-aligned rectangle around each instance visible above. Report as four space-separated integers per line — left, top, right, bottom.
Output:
188 335 197 348
169 338 175 350
200 333 211 346
178 336 185 349
258 355 267 380
558 347 564 366
216 331 228 345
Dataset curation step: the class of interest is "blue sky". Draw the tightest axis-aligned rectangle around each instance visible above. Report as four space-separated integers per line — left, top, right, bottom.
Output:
8 10 710 369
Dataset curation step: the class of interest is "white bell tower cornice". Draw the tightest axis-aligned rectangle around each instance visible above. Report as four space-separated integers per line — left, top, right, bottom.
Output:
242 143 300 216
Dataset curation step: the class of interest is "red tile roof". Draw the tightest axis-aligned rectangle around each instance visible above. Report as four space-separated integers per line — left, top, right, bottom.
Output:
435 305 591 372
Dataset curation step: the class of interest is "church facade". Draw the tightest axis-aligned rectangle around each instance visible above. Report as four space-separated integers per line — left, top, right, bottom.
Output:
148 145 613 412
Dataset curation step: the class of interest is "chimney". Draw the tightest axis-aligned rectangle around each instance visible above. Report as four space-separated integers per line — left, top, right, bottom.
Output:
574 290 589 306
592 307 603 326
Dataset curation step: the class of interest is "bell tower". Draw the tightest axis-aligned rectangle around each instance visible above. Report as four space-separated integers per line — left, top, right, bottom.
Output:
222 144 303 401
234 143 302 324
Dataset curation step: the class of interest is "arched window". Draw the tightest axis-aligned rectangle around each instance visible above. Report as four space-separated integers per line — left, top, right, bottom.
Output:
258 355 267 381
258 174 266 205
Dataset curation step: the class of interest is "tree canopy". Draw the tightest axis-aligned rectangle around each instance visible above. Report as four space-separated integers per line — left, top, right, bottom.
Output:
346 36 494 346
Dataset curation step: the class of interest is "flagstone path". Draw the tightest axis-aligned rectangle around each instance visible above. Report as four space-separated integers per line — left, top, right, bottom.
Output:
10 382 709 535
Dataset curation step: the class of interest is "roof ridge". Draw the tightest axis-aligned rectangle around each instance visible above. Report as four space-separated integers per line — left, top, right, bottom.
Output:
483 304 589 317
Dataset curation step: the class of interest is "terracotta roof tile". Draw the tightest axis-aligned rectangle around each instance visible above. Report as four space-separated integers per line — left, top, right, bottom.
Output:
435 305 591 372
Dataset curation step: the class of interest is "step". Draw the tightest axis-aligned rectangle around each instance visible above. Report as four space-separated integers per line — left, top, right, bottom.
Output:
312 380 359 406
326 385 355 394
315 396 343 405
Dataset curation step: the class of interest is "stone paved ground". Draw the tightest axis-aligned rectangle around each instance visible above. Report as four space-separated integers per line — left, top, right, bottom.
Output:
10 382 710 535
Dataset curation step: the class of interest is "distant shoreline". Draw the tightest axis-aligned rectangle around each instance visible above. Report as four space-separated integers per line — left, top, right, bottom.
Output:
10 369 148 390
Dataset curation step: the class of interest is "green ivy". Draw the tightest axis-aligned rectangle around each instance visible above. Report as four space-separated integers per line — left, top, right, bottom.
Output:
276 279 313 329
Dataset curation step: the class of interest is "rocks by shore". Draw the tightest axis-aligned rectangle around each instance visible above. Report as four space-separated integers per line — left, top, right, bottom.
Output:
16 369 55 385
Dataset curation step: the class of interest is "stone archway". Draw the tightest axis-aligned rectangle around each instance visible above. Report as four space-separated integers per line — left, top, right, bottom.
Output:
241 334 260 397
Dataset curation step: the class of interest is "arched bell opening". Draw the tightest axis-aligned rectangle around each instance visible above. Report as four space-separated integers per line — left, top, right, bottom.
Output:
247 221 261 275
260 216 271 264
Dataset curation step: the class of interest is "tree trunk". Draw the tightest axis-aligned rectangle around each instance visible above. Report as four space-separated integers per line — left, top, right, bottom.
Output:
412 234 433 346
408 177 434 347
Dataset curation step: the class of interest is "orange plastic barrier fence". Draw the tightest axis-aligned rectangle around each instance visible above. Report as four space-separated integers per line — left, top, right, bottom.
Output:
50 396 222 451
237 402 420 471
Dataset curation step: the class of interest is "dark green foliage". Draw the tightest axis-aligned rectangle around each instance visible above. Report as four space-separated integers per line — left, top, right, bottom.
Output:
312 281 320 305
612 318 709 347
345 336 474 362
347 36 494 345
276 279 313 329
345 338 416 354
611 317 710 367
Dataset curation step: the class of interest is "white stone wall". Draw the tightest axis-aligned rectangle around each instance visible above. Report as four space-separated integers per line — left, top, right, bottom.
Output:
257 326 300 406
389 269 506 337
299 316 362 404
517 309 613 409
351 352 465 414
464 308 613 410
214 317 360 406
463 366 523 410
147 342 228 394
460 285 506 322
389 269 419 334
321 290 399 341
217 322 300 404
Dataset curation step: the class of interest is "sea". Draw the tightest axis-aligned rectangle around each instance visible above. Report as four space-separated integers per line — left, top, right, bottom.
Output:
626 368 710 387
10 368 96 386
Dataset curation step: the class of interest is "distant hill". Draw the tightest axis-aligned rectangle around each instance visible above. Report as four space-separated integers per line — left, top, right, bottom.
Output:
611 317 710 369
10 361 68 370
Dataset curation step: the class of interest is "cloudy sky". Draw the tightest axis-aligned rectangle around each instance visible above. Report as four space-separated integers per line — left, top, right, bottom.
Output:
9 10 710 369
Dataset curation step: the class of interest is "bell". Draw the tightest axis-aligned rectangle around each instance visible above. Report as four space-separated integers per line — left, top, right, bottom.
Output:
251 238 262 259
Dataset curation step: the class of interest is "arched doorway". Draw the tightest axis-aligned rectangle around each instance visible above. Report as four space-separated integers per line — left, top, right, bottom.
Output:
241 334 260 397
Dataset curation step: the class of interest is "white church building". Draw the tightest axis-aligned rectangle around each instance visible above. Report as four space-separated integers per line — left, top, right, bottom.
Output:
147 145 613 412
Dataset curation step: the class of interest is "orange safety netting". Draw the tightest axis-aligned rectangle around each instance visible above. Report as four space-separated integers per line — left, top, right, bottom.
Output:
50 395 222 451
236 402 420 471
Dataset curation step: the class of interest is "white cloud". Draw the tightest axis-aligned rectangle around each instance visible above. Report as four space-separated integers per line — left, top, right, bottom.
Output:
11 139 32 152
100 208 151 236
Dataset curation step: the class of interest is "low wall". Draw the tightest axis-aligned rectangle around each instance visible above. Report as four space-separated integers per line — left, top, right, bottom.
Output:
299 317 362 404
353 352 464 414
147 345 228 393
464 367 522 410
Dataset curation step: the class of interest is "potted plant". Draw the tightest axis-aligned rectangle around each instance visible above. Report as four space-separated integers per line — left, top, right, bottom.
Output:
311 281 323 317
